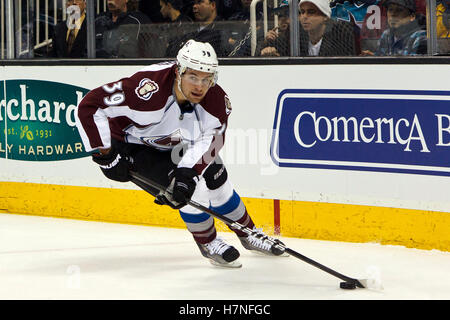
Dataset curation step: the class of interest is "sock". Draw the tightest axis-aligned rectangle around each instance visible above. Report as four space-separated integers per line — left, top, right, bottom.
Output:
228 209 255 237
192 224 217 244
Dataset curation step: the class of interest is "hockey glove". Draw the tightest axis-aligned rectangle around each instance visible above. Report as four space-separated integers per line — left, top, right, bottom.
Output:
92 147 132 182
155 167 198 209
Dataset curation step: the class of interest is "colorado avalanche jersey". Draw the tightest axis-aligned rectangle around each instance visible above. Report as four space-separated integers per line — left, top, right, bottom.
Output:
76 62 232 175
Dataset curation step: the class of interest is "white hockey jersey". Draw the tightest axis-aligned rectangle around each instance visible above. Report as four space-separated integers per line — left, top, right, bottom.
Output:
76 62 232 174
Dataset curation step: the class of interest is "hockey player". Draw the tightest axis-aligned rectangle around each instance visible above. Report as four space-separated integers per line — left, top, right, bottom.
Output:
76 39 284 268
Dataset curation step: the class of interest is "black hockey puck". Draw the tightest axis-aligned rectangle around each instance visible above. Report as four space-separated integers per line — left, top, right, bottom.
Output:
340 282 357 290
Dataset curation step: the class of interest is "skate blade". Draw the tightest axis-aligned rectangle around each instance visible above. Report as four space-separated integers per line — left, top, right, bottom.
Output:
277 251 290 257
209 259 242 268
248 249 290 257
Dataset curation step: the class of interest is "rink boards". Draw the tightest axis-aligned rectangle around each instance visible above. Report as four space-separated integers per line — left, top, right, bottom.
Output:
0 63 449 252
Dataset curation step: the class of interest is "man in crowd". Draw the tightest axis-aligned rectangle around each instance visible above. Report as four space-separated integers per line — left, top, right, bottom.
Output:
167 0 230 56
50 0 87 58
260 0 357 56
95 0 151 58
362 0 427 55
159 0 195 57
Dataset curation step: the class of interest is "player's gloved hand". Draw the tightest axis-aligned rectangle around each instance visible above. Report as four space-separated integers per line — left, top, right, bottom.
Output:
92 147 132 182
154 168 198 209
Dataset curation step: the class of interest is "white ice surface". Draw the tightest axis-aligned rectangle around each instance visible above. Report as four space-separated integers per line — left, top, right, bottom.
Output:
1 213 449 300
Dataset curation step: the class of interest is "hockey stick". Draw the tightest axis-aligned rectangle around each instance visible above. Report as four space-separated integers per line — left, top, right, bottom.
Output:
130 171 368 289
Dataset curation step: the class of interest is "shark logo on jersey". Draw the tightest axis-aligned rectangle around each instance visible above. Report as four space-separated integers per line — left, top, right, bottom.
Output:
140 129 183 149
135 78 159 101
224 95 232 115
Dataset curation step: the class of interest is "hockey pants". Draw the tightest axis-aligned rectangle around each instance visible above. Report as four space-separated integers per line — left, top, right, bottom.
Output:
112 139 255 244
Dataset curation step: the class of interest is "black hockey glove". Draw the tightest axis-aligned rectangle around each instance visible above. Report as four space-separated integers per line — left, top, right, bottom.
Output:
155 167 198 209
92 147 132 182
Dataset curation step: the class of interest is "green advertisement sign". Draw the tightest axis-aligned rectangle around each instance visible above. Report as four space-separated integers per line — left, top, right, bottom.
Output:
0 79 91 161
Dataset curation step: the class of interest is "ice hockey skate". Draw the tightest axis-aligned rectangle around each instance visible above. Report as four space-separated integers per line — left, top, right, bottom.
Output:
239 227 289 256
197 237 242 268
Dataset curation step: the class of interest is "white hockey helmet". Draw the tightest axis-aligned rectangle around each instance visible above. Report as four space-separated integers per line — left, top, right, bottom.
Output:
176 39 219 86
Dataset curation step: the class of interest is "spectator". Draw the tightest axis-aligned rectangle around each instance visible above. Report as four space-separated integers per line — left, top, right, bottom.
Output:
259 0 357 56
49 0 87 58
95 0 151 58
168 0 230 56
160 0 195 56
362 0 427 55
359 0 425 52
160 0 193 23
437 0 450 53
256 1 291 57
226 0 266 56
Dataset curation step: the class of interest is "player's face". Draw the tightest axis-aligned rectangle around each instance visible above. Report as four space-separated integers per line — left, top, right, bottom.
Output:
387 4 414 28
178 68 214 103
299 2 327 32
